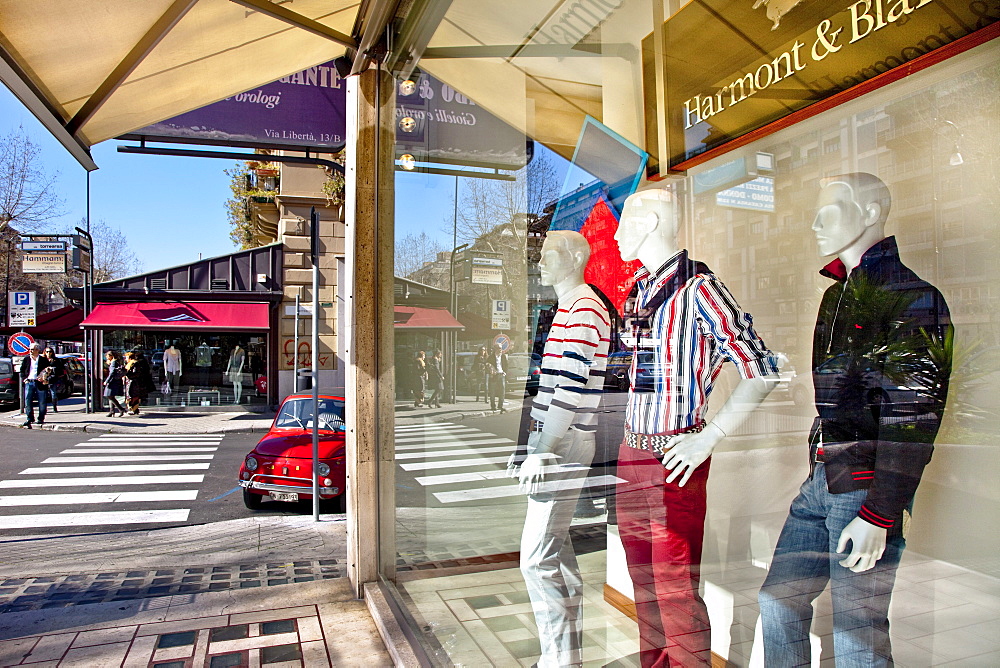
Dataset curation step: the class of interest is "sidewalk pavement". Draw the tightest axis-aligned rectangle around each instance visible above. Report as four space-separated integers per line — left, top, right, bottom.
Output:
0 516 392 665
0 396 276 434
394 393 524 425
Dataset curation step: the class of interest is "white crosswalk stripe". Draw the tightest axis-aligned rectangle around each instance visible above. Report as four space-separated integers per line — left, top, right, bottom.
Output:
0 433 223 531
395 421 622 504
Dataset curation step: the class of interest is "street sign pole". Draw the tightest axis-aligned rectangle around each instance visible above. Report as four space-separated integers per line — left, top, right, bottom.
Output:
310 207 320 522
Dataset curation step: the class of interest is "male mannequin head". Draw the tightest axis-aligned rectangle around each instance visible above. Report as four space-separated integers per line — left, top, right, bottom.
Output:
812 173 891 270
616 188 680 268
539 230 590 298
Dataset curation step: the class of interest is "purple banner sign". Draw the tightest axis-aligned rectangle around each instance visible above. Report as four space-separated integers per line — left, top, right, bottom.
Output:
123 61 347 150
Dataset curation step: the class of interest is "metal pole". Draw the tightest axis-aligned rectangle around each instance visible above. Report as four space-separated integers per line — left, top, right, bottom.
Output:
310 207 320 521
293 292 300 393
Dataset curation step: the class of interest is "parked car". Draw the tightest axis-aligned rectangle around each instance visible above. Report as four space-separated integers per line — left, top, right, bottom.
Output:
508 352 542 396
0 357 17 406
605 351 633 390
56 354 88 398
239 393 347 512
789 354 933 418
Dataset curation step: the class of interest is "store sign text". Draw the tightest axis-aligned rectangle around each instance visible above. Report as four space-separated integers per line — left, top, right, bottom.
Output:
683 0 936 129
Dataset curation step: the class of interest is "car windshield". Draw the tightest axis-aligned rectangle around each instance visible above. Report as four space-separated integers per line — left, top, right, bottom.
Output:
275 397 346 431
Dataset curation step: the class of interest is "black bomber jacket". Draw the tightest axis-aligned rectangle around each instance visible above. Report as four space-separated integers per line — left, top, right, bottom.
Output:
810 236 952 532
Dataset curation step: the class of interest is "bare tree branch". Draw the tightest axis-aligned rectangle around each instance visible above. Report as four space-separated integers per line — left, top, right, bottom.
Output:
0 126 65 233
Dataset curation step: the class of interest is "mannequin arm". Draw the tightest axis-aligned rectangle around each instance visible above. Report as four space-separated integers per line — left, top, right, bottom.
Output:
836 517 887 572
517 432 562 494
663 376 776 486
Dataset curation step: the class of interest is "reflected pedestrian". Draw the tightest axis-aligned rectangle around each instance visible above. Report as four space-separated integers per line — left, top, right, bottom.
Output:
412 350 427 407
426 350 444 408
103 350 126 417
124 350 153 416
474 345 490 403
19 342 50 429
43 348 65 412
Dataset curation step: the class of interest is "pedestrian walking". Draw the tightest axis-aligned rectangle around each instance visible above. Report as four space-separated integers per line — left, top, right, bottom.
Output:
43 348 65 412
19 342 50 428
426 350 445 408
487 343 509 413
412 350 428 407
124 350 153 415
103 350 127 417
474 346 490 403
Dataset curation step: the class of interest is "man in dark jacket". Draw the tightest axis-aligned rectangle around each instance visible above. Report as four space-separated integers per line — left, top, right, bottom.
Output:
487 342 510 412
19 342 51 428
759 173 952 666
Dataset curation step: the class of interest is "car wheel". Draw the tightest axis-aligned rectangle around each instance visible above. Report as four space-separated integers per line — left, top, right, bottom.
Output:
617 375 629 391
792 386 811 408
322 494 347 513
867 389 891 420
243 489 264 510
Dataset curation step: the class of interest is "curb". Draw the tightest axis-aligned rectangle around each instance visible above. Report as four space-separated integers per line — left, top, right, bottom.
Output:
0 420 272 435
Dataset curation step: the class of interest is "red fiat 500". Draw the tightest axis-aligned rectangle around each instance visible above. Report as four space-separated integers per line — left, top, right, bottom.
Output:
239 393 347 511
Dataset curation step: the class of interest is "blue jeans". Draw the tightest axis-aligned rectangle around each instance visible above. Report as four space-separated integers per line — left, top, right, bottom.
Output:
759 463 905 667
23 380 48 424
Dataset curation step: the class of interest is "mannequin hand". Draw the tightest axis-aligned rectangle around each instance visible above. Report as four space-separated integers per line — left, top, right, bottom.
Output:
836 517 887 572
518 453 558 495
506 451 520 478
662 424 725 487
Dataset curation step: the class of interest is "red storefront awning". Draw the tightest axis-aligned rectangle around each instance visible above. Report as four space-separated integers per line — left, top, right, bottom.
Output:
81 302 270 331
0 306 85 341
394 306 465 330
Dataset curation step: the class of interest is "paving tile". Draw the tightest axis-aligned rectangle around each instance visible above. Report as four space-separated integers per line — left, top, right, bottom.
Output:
909 625 1000 663
209 631 298 655
156 631 197 649
60 641 132 667
295 617 322 643
121 634 158 668
260 642 301 664
0 637 38 666
72 626 137 648
229 606 317 625
210 625 249 643
299 639 329 667
20 633 74 663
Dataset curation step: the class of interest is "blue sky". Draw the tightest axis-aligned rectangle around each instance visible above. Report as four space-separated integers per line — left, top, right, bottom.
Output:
2 83 571 273
1 85 237 273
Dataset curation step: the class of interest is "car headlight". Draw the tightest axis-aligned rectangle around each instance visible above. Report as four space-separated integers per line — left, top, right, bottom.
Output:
245 456 258 471
317 462 331 476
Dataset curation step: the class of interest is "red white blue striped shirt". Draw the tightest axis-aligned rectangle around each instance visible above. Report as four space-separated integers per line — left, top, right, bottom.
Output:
625 250 777 435
531 284 611 436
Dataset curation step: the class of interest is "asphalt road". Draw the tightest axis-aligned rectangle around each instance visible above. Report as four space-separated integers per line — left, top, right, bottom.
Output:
0 429 330 538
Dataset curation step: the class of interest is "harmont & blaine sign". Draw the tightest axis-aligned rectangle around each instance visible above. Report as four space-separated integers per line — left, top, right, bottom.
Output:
646 0 998 168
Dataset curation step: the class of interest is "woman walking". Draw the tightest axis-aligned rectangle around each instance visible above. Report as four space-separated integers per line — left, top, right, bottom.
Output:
103 350 127 417
412 350 428 407
426 350 445 408
124 351 153 415
474 346 490 403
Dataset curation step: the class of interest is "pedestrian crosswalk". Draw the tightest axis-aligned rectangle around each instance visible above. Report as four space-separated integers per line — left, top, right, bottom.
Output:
395 422 619 504
0 434 223 531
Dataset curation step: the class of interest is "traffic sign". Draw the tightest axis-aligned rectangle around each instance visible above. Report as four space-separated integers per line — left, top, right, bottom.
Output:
8 332 35 356
8 291 36 327
492 333 511 353
491 299 510 330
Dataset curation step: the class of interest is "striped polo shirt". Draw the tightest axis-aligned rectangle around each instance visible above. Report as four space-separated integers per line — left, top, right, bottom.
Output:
625 250 777 435
531 284 611 437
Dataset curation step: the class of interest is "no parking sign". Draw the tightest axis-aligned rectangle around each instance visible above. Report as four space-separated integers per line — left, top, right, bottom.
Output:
8 332 34 356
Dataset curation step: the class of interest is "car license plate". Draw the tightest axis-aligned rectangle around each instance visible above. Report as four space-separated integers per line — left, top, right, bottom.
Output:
517 375 529 381
269 492 299 502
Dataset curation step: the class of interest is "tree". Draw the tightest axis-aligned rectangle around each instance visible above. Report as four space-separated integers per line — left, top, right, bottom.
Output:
0 126 64 234
395 231 446 278
87 218 143 282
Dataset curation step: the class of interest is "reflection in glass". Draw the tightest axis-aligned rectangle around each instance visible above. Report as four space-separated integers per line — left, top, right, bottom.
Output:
760 174 952 666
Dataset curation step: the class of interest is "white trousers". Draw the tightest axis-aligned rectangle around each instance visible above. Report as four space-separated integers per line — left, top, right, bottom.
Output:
520 429 595 668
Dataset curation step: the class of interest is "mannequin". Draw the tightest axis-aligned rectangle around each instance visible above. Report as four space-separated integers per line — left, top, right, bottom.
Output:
507 231 610 668
194 341 213 386
614 188 778 667
163 344 182 391
758 173 952 665
227 344 246 404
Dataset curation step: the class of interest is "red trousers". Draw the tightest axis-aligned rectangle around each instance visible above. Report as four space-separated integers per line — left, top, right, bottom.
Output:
616 442 712 667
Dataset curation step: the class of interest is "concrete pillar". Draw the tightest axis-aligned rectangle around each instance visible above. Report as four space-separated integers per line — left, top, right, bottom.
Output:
344 67 396 597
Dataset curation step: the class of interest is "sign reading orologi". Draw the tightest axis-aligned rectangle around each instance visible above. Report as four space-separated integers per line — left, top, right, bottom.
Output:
646 0 999 168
